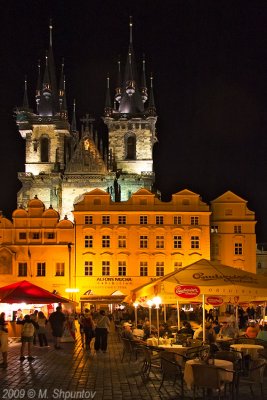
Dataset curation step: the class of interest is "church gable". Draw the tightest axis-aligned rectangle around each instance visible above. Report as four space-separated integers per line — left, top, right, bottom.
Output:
65 136 107 174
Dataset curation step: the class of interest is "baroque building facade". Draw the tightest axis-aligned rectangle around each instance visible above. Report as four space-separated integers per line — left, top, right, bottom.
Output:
0 20 257 307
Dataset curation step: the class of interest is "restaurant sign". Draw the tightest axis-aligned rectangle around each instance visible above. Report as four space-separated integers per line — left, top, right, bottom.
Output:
174 285 200 299
206 296 224 306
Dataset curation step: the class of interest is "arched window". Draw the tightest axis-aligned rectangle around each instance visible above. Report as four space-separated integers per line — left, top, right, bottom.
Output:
126 135 136 160
40 137 49 162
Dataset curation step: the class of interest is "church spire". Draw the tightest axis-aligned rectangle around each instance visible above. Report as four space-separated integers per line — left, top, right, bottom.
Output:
23 76 29 110
115 58 122 103
147 74 156 116
71 99 77 132
35 60 41 113
140 55 148 103
47 19 58 113
118 17 144 115
104 74 112 117
58 58 68 118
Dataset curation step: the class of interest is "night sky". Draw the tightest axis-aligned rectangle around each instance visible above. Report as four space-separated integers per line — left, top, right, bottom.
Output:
1 0 267 241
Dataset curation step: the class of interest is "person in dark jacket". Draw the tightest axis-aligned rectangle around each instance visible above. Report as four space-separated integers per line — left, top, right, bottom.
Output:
49 306 66 349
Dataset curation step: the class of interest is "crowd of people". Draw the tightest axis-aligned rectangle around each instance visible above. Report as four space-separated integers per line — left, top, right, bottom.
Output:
0 303 266 369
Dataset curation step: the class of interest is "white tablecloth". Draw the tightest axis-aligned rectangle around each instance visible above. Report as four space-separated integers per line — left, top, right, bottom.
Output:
230 344 264 360
184 359 233 389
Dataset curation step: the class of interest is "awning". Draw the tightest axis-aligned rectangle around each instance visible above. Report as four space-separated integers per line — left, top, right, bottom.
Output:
0 280 73 304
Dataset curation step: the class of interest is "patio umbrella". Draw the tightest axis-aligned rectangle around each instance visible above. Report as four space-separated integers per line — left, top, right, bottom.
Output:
0 280 72 304
132 259 267 340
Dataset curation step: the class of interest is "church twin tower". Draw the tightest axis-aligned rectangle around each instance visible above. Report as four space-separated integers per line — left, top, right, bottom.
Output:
16 19 157 219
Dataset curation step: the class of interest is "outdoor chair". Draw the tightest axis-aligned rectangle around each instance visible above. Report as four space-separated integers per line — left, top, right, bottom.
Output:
138 344 161 380
258 347 267 360
187 339 203 347
159 351 184 398
237 358 266 399
218 338 235 351
191 363 235 400
236 337 256 345
121 338 142 362
185 344 210 361
215 350 242 369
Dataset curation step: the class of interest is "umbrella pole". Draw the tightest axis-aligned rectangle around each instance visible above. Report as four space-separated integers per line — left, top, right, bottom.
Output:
263 302 266 324
177 300 180 331
202 294 206 342
164 304 166 323
235 304 239 328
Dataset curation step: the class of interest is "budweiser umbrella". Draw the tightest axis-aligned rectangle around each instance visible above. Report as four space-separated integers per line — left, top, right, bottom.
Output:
0 280 72 304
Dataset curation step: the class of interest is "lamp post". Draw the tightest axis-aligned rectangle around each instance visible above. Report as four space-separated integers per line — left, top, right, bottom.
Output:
133 302 139 327
147 299 153 334
153 296 161 344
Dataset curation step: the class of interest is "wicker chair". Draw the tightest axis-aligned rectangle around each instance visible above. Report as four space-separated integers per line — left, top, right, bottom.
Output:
191 363 234 400
159 351 184 398
237 358 266 399
138 344 161 380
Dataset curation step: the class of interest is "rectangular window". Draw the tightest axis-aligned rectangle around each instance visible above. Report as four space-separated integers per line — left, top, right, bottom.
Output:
102 235 110 248
140 215 148 225
234 225 242 234
173 235 182 249
118 215 127 225
156 262 164 276
156 236 164 249
211 226 219 233
84 235 93 248
37 262 46 277
33 232 40 239
190 216 199 225
102 261 110 276
174 262 182 271
47 232 55 239
225 209 233 216
211 242 219 257
102 215 110 225
55 262 65 276
19 232 26 240
140 235 148 248
118 261 126 276
84 261 93 276
234 243 243 255
156 215 164 225
118 235 126 248
18 262 27 277
140 261 148 276
173 216 182 225
85 215 93 225
191 236 200 249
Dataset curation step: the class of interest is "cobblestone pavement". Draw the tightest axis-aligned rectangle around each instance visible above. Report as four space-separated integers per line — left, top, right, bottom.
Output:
0 327 266 400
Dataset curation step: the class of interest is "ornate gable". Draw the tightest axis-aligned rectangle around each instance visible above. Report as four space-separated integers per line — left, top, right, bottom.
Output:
65 135 107 174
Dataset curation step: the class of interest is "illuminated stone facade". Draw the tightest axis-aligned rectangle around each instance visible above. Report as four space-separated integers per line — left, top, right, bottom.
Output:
0 21 257 307
210 191 256 273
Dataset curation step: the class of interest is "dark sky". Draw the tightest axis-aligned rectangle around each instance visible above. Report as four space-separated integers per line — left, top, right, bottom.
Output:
1 0 267 241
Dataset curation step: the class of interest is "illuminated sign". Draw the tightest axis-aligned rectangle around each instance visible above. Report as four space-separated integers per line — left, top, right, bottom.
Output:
174 285 200 299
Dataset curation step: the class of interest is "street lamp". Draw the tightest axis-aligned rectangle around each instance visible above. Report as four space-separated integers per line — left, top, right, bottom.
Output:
133 302 139 327
153 296 161 344
147 299 153 334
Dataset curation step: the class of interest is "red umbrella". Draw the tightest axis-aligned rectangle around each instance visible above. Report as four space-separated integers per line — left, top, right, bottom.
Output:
0 280 71 304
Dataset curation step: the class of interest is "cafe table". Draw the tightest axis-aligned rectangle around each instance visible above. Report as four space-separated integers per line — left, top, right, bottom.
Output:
230 344 264 360
184 359 234 390
216 336 234 343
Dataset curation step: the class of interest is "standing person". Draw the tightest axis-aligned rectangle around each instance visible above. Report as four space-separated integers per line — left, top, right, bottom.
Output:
49 306 66 349
19 315 35 361
78 312 85 347
30 310 39 345
83 309 95 352
0 312 8 368
94 310 110 353
37 311 48 347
